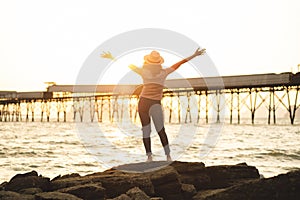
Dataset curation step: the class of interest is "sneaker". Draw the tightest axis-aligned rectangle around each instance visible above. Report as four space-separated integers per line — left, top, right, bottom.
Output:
166 155 172 162
147 155 153 162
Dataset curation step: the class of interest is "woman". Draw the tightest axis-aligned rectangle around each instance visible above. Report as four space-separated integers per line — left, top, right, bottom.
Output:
129 48 206 162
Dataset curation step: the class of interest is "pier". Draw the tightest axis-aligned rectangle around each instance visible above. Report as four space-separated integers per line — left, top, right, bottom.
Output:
0 72 299 124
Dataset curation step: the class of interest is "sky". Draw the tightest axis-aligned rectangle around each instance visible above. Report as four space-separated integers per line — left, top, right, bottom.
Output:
0 0 300 91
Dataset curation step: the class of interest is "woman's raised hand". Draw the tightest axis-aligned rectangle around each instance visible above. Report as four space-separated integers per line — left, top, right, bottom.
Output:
193 48 206 57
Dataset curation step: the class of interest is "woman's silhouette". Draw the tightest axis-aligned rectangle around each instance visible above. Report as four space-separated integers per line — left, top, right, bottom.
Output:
129 48 206 162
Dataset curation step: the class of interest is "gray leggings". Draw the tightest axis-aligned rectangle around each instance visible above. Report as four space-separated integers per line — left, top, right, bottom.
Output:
138 97 170 156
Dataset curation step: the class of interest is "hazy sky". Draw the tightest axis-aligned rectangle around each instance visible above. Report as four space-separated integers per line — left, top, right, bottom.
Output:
0 0 300 91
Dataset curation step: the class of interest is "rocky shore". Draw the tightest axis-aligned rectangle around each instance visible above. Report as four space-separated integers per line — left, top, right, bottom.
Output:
1 161 299 200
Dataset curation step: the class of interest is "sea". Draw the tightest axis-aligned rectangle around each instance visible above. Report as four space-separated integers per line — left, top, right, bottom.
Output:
1 119 300 183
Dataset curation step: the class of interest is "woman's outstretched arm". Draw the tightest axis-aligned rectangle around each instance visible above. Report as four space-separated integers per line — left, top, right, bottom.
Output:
170 48 206 71
129 64 142 75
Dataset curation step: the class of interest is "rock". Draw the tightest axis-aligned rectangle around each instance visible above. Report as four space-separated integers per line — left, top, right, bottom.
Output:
51 173 81 182
235 162 248 166
10 171 38 181
35 191 83 200
4 171 51 192
150 166 180 185
192 189 227 200
19 187 43 195
3 161 299 200
107 194 132 200
0 182 7 190
170 161 211 190
87 168 127 177
126 187 151 200
203 164 260 189
57 183 106 200
170 161 205 174
91 173 154 198
194 169 300 200
0 190 34 200
103 163 184 200
22 194 35 200
107 187 154 200
149 166 183 200
113 161 171 173
51 176 94 191
181 183 197 199
51 168 154 199
0 191 23 200
169 161 260 190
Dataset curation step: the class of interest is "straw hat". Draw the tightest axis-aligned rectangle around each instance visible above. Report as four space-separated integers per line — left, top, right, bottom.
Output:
144 51 164 65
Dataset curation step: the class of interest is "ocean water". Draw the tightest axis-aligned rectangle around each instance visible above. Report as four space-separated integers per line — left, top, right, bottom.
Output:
1 120 300 183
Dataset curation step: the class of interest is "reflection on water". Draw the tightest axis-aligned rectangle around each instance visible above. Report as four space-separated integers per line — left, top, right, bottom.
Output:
0 120 300 182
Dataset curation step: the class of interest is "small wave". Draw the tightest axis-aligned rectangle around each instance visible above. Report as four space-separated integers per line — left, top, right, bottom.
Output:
0 163 11 167
73 163 97 167
237 147 257 151
8 151 38 156
257 151 300 160
282 167 300 171
44 151 54 154
47 140 80 145
53 165 65 168
12 167 27 171
28 165 39 168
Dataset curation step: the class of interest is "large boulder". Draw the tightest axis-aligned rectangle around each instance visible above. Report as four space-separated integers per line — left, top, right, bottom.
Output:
91 173 154 198
203 163 260 189
193 169 300 200
108 162 185 199
4 171 51 192
170 161 205 174
10 171 38 181
170 162 260 190
51 166 154 199
171 161 210 190
149 166 183 200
